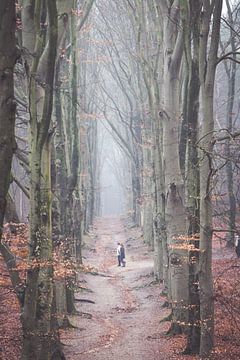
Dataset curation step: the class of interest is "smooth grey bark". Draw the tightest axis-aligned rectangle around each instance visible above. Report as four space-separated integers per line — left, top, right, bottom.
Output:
223 0 237 248
157 0 189 333
198 1 223 357
181 0 201 353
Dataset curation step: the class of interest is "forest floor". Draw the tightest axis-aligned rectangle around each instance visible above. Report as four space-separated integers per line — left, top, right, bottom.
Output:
0 217 239 359
61 217 240 360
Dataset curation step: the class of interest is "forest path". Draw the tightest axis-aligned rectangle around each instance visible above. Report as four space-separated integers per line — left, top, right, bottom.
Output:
61 217 184 360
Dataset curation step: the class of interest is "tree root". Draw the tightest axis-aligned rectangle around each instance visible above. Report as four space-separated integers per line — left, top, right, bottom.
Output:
51 349 66 360
159 312 172 323
51 347 66 360
78 311 92 319
90 271 113 278
161 300 170 308
51 335 66 359
160 289 168 297
75 298 95 304
61 316 77 329
165 322 182 337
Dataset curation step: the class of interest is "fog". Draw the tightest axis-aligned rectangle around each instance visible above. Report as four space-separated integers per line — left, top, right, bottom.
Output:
99 121 128 216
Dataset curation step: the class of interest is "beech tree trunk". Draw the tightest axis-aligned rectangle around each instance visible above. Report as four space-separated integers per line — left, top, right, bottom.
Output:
181 0 201 353
53 0 75 326
0 1 17 236
0 0 24 307
224 0 237 248
21 1 59 358
158 0 188 333
198 1 223 357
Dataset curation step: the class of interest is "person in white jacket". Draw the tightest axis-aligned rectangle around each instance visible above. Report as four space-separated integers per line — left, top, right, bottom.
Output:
117 242 121 266
235 233 240 258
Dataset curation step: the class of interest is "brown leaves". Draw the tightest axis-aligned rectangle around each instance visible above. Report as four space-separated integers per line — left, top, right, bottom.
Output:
0 240 22 359
213 257 240 358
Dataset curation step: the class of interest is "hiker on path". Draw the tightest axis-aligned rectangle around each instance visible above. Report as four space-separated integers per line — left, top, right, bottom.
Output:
117 242 121 266
235 232 240 258
120 243 126 267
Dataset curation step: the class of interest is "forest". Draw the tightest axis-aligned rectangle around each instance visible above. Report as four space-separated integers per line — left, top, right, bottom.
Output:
0 0 240 359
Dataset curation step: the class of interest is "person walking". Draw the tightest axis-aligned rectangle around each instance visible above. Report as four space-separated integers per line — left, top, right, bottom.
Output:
235 232 240 258
120 243 126 267
117 242 121 266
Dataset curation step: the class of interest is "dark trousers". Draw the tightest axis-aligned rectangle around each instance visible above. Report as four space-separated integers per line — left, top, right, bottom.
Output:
118 255 121 266
236 244 240 258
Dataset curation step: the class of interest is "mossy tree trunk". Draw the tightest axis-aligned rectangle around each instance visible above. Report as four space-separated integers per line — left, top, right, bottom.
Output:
0 0 24 304
21 1 59 358
0 1 17 236
181 0 201 353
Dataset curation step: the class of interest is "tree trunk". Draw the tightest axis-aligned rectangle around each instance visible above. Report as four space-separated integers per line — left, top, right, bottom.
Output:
159 1 188 333
224 0 237 248
181 0 201 353
198 1 222 357
0 3 24 302
0 0 17 236
5 193 20 223
21 1 59 358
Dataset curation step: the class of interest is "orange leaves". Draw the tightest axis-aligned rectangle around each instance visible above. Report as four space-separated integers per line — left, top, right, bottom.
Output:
0 276 12 288
53 256 76 280
169 234 200 253
0 223 93 283
172 234 200 242
71 8 83 17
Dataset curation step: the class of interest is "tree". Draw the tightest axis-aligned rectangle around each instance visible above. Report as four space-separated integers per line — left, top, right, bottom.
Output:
20 1 59 358
0 0 21 303
0 1 17 235
198 0 223 357
220 0 239 247
181 0 201 353
155 0 189 334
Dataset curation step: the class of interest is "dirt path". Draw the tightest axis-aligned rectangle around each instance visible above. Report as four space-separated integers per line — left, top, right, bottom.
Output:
61 217 196 360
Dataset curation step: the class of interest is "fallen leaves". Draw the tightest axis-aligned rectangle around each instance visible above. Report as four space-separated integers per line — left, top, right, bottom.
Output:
1 219 240 359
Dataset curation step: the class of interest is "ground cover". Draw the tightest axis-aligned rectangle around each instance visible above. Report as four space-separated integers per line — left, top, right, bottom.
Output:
0 218 239 359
